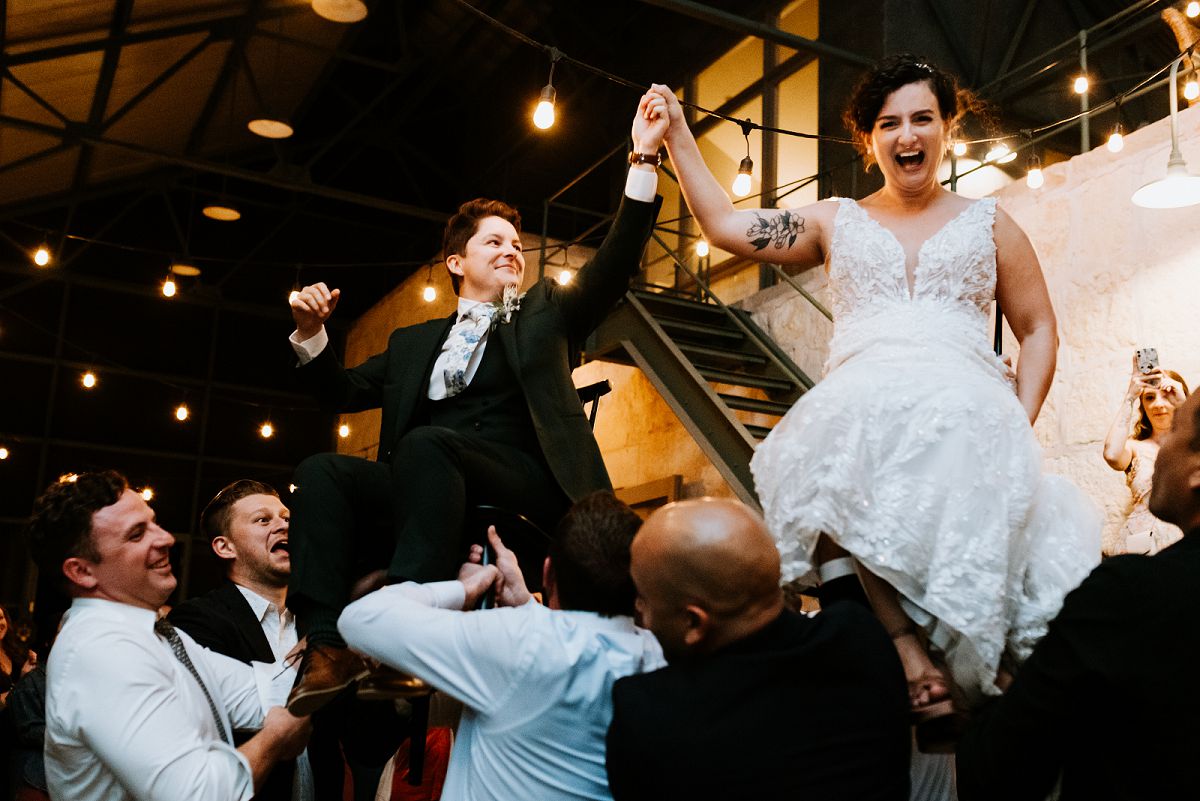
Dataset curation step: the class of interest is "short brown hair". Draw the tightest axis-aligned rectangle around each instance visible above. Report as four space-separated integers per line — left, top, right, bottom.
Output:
441 198 521 294
200 479 279 542
547 491 643 617
28 471 127 582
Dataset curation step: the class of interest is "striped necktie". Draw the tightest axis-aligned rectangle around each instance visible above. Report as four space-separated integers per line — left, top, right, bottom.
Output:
154 618 230 744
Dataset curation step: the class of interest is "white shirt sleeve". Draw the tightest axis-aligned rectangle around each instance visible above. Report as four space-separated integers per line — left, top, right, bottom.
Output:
624 167 658 203
289 327 329 365
338 582 541 716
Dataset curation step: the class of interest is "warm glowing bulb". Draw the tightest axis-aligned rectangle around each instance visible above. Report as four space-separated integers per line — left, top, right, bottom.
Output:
34 246 50 266
81 371 97 388
731 173 752 197
260 422 274 438
1073 75 1089 94
0 446 8 460
952 141 968 157
162 278 177 298
140 488 154 502
60 473 78 483
1188 1 1199 18
1107 130 1124 153
1026 168 1044 189
288 483 298 493
557 269 572 285
985 144 1015 164
422 284 437 302
695 239 710 258
533 84 556 130
338 423 350 438
175 404 189 421
289 290 300 304
1185 80 1200 102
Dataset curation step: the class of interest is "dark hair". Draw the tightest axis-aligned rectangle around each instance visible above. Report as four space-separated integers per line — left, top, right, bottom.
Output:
27 471 127 583
441 198 521 294
200 479 280 542
1134 370 1191 440
843 53 979 168
547 491 642 617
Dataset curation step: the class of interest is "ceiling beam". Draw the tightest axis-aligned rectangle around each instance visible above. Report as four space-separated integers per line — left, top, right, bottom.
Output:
184 0 265 155
634 0 872 68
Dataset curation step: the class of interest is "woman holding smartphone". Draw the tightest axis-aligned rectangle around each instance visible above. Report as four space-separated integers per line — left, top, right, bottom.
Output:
1102 355 1190 555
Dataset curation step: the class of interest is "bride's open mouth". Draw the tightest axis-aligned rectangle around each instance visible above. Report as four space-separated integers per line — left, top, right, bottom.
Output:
896 151 925 168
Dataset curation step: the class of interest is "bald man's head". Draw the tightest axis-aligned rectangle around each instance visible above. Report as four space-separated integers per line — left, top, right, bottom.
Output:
631 498 783 661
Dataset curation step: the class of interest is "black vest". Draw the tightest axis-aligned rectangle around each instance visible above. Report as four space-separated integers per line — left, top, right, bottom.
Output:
427 333 537 451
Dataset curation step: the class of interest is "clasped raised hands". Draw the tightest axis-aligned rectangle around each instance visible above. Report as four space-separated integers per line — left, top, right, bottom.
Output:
458 526 534 609
632 89 670 156
290 282 340 340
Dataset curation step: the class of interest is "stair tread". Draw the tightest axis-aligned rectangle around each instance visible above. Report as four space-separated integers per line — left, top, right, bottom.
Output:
698 366 795 391
678 342 768 365
631 291 728 318
656 317 744 341
745 423 773 439
718 393 793 415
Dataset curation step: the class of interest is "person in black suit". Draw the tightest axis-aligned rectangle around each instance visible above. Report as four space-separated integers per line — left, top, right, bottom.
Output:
169 479 404 801
282 93 668 713
606 497 911 801
956 388 1200 801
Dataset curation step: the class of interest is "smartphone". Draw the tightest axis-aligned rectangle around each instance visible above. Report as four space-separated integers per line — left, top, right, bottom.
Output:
1135 347 1159 375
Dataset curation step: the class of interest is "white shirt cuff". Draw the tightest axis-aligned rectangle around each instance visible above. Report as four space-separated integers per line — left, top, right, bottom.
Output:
395 580 468 610
624 168 658 203
290 327 328 365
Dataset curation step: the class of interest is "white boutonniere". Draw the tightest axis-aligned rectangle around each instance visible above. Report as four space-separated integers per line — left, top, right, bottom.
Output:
493 284 524 325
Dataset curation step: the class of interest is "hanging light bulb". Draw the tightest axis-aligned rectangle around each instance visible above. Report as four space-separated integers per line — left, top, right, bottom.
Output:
1073 75 1089 94
557 269 573 285
311 0 368 23
422 283 437 302
1132 54 1200 208
952 141 968 157
140 487 154 502
1107 125 1125 153
1025 154 1044 189
533 84 556 130
162 277 177 298
732 158 754 197
985 143 1016 164
33 243 51 267
81 371 97 389
1188 1 1199 18
175 404 190 421
695 239 710 258
0 446 8 460
338 423 350 438
260 422 274 439
1184 79 1200 102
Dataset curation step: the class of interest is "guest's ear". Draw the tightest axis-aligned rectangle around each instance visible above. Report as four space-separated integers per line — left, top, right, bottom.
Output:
446 255 464 278
62 557 98 591
211 535 237 561
681 604 711 649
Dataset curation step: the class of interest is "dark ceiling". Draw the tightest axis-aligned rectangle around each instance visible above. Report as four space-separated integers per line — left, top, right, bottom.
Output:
0 0 1190 606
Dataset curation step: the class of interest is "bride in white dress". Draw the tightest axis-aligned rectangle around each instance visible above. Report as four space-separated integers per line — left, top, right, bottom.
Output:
647 55 1099 725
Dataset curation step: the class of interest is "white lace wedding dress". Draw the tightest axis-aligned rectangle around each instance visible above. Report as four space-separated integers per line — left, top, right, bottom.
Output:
750 196 1101 705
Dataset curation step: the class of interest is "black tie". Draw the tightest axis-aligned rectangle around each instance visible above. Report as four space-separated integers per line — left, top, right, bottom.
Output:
154 618 230 744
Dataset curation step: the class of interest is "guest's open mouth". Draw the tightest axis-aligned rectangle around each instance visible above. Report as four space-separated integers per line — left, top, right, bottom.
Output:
895 150 925 168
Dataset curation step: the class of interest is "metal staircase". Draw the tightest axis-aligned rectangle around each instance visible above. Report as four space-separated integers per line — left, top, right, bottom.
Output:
586 288 814 508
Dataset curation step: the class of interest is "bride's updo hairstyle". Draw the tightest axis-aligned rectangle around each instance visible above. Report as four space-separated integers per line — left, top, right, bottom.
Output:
843 53 981 169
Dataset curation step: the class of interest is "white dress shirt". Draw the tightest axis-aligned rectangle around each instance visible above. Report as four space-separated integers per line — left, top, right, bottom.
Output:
45 598 295 801
338 581 666 801
234 585 314 801
290 168 659 375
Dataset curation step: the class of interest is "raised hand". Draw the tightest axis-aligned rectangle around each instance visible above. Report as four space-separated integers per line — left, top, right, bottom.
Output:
486 526 534 608
457 560 501 609
632 90 669 155
290 282 340 340
647 84 686 141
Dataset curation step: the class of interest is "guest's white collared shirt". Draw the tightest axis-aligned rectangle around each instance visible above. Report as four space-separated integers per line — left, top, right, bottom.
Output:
339 581 665 801
45 597 295 801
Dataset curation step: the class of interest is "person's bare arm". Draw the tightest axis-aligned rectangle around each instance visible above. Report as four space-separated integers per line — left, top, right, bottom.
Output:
237 707 311 792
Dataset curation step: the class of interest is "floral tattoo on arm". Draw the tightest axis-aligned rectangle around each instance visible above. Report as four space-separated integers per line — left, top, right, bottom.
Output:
746 210 805 252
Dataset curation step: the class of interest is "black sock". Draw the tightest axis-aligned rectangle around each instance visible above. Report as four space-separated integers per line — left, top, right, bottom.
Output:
296 605 346 650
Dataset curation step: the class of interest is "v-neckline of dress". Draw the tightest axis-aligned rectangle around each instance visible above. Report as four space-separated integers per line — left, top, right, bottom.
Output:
848 197 983 300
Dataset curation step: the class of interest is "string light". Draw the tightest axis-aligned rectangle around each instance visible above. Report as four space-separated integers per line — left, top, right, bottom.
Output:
1184 79 1200 101
81 371 97 389
162 277 177 298
1025 154 1044 189
33 243 51 267
288 483 298 493
1073 75 1089 94
1107 124 1125 153
260 421 274 438
984 143 1017 164
175 404 190 421
140 487 154 502
421 263 437 302
532 50 561 131
311 0 367 23
1188 1 1199 18
732 120 754 197
952 141 968 157
0 446 8 460
695 239 710 258
557 269 573 285
338 423 350 438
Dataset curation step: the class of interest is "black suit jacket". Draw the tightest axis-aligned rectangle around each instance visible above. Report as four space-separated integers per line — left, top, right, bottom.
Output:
170 581 295 801
606 604 911 801
957 532 1200 801
295 195 661 502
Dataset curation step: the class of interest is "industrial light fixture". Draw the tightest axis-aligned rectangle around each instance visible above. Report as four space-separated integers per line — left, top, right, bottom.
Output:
533 49 562 131
311 0 368 23
422 263 437 302
695 238 710 258
1132 53 1200 209
732 119 754 197
1025 154 1044 189
202 202 241 221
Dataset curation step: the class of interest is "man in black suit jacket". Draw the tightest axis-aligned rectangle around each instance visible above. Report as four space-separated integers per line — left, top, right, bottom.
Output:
170 480 404 801
282 94 667 713
957 389 1200 801
606 498 911 801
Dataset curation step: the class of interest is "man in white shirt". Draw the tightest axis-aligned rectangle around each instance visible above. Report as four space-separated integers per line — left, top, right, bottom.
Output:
28 470 310 801
283 93 668 715
338 491 666 801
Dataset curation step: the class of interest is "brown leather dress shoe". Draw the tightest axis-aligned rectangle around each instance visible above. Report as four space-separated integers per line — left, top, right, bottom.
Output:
286 645 370 716
356 665 433 701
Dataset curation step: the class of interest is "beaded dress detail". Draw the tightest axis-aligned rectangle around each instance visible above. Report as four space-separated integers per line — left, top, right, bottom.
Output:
750 197 1101 703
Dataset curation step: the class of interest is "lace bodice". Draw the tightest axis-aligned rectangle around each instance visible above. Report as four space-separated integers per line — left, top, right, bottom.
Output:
829 197 997 325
